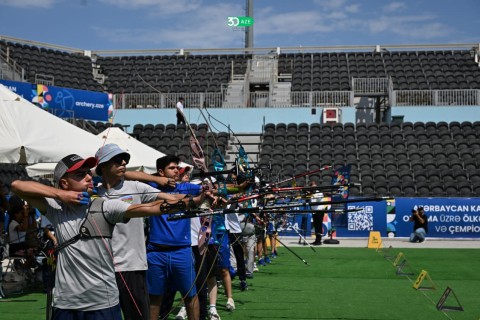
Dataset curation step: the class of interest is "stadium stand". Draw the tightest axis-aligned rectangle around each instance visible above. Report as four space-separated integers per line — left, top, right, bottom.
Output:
1 38 479 102
0 40 103 91
256 121 480 197
1 37 480 198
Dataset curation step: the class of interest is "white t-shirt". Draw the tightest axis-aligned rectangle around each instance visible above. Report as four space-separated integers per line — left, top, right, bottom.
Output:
190 217 201 247
225 211 242 234
96 179 159 272
8 220 25 243
45 197 130 311
176 101 184 114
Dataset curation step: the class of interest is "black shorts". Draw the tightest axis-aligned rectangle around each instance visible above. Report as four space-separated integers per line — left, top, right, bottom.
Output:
116 270 149 320
255 227 266 241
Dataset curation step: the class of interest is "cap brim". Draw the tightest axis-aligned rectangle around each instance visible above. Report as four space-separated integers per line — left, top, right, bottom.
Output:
179 166 191 175
66 157 98 173
95 150 130 176
98 150 130 166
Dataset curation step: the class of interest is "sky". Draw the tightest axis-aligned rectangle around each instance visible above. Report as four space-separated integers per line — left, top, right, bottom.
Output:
0 0 479 51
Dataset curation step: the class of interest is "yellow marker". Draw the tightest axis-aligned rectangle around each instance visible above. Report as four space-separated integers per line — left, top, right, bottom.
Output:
367 231 382 248
393 252 404 266
413 270 436 290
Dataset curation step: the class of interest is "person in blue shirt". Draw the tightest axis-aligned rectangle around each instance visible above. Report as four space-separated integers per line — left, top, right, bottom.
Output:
146 155 207 320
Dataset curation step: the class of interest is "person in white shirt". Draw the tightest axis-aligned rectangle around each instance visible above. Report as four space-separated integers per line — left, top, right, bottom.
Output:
176 97 186 125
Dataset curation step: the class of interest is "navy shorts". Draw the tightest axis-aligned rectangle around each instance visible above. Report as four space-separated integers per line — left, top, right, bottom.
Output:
53 304 122 320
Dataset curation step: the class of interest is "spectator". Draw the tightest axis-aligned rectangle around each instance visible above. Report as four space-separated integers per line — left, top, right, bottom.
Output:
7 195 36 266
0 181 9 233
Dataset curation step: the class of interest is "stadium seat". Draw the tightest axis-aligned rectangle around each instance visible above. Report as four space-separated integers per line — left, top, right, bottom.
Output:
402 181 416 197
426 169 441 183
444 181 459 196
264 123 276 134
458 181 473 196
388 183 402 197
416 182 430 197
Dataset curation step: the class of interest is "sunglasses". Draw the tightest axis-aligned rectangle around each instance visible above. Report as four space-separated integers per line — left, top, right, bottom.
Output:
67 169 93 180
111 154 129 165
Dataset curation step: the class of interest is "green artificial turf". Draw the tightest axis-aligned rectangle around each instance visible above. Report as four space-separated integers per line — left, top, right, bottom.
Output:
1 247 479 319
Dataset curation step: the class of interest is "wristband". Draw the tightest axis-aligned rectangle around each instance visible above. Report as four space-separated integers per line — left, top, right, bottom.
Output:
188 196 197 210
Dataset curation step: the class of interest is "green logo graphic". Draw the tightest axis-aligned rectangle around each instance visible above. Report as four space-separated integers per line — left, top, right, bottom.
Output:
227 16 254 27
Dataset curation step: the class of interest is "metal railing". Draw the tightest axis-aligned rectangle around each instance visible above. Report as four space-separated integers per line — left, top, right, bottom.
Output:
393 89 480 106
248 92 269 107
114 92 225 109
352 78 389 94
112 90 357 109
0 45 26 82
35 73 54 86
291 91 353 107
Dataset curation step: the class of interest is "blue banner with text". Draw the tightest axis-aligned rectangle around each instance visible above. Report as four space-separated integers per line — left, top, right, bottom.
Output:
0 79 112 121
388 197 480 238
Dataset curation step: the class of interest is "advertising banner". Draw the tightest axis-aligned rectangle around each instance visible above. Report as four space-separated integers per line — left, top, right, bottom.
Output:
0 79 112 121
248 197 480 239
389 198 480 238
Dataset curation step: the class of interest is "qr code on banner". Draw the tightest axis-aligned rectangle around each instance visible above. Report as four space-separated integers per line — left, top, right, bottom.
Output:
347 206 373 231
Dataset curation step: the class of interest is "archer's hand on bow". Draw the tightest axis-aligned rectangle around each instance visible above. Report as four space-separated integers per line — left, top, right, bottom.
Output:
59 190 91 206
155 176 176 188
191 192 207 209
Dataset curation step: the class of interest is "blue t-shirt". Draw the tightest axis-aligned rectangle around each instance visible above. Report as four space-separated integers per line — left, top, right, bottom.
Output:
148 182 201 247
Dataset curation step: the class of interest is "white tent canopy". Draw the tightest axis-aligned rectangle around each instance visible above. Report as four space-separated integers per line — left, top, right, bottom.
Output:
26 128 192 176
0 84 102 164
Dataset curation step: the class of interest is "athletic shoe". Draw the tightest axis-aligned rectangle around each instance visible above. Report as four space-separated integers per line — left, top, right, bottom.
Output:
258 258 266 266
419 238 427 243
240 280 248 291
311 240 322 246
209 308 221 320
226 297 236 311
175 306 187 320
246 272 254 279
265 256 271 264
